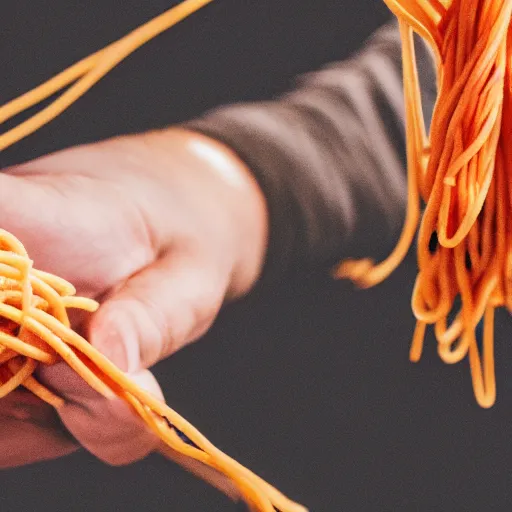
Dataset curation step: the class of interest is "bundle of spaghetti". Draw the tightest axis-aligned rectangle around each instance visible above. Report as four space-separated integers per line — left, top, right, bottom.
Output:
0 229 306 512
337 0 512 408
0 1 307 510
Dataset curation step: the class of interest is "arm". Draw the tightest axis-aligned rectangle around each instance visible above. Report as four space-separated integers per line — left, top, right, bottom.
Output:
0 22 436 472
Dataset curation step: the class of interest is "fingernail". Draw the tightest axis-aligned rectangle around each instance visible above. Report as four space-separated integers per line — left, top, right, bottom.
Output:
92 310 140 373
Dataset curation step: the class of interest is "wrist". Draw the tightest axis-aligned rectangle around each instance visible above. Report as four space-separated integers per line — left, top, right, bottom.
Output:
148 127 268 298
179 129 269 298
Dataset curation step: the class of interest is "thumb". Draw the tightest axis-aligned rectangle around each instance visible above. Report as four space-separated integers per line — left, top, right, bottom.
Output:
39 363 164 465
89 250 228 372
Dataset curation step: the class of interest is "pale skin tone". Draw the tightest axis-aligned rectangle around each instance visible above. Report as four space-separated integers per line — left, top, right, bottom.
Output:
0 129 268 467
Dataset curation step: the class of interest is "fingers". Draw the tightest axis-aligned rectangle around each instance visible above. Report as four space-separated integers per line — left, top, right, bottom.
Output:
89 249 228 372
39 363 163 466
0 390 78 468
41 249 228 466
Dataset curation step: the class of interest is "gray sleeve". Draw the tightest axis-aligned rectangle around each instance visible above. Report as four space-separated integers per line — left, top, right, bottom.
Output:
185 22 437 285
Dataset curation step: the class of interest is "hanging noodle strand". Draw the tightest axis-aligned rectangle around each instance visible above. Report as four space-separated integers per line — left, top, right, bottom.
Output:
0 1 307 511
337 0 512 409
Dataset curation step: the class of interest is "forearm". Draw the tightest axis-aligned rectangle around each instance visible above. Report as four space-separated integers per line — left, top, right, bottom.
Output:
185 21 437 285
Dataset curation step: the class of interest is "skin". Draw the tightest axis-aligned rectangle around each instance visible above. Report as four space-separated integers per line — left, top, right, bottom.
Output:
0 128 268 467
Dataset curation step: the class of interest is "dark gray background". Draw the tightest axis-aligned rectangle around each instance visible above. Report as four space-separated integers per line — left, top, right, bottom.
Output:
2 2 512 511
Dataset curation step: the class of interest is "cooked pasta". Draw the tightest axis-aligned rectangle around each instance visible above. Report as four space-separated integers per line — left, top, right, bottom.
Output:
0 1 307 510
4 0 502 507
337 0 512 409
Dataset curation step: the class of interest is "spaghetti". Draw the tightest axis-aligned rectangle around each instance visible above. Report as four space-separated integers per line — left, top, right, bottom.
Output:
337 0 512 409
0 1 306 511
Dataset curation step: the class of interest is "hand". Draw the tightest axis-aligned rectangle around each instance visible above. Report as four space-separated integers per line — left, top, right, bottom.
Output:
0 128 268 467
